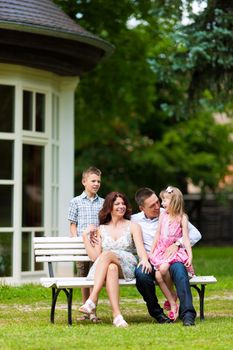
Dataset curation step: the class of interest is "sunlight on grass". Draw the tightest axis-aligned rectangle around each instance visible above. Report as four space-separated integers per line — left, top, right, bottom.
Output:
0 246 232 349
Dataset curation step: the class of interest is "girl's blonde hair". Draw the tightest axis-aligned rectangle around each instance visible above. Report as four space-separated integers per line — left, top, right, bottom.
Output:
164 186 185 217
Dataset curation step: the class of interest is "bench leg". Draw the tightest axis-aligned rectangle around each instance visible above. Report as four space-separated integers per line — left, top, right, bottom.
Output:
51 287 60 324
191 284 206 321
50 287 73 325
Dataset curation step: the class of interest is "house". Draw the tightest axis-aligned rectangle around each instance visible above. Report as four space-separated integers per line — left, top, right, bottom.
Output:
0 0 113 284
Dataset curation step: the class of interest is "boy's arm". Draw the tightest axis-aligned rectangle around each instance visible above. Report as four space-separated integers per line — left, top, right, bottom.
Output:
68 199 79 237
70 222 77 237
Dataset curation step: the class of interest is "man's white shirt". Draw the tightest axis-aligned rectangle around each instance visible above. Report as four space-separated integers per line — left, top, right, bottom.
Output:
131 208 202 254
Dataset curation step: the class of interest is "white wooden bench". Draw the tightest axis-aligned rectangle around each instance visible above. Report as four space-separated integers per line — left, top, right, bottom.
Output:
34 237 217 325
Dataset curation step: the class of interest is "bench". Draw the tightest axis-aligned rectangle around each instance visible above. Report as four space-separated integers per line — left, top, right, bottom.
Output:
34 236 217 325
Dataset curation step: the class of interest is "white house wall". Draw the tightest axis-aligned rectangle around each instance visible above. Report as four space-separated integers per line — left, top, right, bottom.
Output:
0 64 79 284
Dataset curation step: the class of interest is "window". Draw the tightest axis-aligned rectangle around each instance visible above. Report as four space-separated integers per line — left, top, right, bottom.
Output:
0 85 14 132
0 140 13 179
22 145 44 227
23 91 45 132
0 233 13 277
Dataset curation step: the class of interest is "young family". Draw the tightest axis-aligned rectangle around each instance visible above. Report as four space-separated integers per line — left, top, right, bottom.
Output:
68 167 201 327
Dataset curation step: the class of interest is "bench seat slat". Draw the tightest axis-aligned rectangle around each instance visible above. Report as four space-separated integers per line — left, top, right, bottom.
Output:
40 277 136 288
189 276 217 284
40 276 217 289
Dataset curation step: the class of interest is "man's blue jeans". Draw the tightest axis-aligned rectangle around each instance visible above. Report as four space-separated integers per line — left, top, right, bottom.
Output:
135 262 196 321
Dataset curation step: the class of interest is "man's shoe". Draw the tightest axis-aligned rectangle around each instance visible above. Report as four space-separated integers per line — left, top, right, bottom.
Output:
156 313 173 324
183 318 195 326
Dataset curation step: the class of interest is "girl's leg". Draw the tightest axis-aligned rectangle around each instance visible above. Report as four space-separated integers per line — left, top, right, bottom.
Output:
156 269 176 307
156 264 178 319
162 270 177 300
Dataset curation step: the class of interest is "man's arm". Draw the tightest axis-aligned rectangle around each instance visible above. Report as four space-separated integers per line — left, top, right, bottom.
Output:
178 222 202 247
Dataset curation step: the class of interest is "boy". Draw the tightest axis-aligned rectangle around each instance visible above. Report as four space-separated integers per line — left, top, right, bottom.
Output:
68 166 104 322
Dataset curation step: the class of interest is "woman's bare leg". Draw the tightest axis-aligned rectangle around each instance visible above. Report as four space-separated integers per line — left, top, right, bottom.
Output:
89 251 120 304
105 263 121 318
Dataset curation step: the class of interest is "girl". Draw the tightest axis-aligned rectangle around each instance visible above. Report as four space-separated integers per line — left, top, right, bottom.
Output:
149 186 194 321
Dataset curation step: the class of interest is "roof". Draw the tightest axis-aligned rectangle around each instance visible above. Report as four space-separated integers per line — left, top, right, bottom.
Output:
0 0 114 75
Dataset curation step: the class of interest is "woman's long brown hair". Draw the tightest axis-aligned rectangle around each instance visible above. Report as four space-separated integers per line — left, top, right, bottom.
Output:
99 192 132 225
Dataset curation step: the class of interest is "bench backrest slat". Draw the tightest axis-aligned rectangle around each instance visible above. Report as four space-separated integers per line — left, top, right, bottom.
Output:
34 243 85 249
34 237 90 264
36 256 91 262
35 249 87 256
34 237 83 243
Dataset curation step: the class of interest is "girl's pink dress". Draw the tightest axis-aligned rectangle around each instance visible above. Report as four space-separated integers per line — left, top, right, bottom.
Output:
150 212 194 276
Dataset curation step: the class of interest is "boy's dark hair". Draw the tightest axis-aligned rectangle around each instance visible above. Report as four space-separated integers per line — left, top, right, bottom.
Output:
135 187 155 206
82 166 102 179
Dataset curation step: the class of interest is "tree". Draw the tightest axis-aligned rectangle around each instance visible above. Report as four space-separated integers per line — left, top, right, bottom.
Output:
54 0 233 202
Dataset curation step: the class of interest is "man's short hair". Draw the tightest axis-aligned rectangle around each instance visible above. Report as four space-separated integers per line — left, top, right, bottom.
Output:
82 166 102 179
135 187 155 206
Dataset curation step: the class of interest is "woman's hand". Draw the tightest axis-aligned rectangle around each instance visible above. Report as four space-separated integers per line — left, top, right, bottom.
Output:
82 225 98 246
138 259 152 274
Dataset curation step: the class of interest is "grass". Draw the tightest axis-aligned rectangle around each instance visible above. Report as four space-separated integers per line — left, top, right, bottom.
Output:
0 247 233 350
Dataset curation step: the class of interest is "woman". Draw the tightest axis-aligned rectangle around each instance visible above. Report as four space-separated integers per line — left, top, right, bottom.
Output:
79 191 151 327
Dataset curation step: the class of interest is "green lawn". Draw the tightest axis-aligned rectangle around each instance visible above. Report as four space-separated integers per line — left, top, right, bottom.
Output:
0 247 232 350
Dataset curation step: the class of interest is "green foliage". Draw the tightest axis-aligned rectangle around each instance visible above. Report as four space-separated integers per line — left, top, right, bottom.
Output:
141 111 233 191
172 2 233 112
53 0 233 199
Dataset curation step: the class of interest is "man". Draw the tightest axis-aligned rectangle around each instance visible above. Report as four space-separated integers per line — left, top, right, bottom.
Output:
131 187 201 326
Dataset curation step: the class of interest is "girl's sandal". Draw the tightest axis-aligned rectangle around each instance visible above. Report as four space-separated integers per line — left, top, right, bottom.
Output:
168 304 179 321
163 300 171 311
164 294 177 311
113 315 128 328
79 299 96 315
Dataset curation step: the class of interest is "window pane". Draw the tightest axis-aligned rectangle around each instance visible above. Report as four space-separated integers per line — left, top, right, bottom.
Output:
23 91 33 130
0 233 13 277
36 93 45 132
22 232 31 271
22 145 44 227
0 185 12 226
35 232 44 271
0 85 14 132
52 94 59 140
0 140 13 179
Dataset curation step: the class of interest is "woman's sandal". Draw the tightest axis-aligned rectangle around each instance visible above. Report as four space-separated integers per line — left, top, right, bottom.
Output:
76 314 90 322
113 314 128 328
79 299 96 315
168 304 179 321
90 313 102 323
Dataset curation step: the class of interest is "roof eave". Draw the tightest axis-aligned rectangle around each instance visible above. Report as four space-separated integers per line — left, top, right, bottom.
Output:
0 21 115 61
